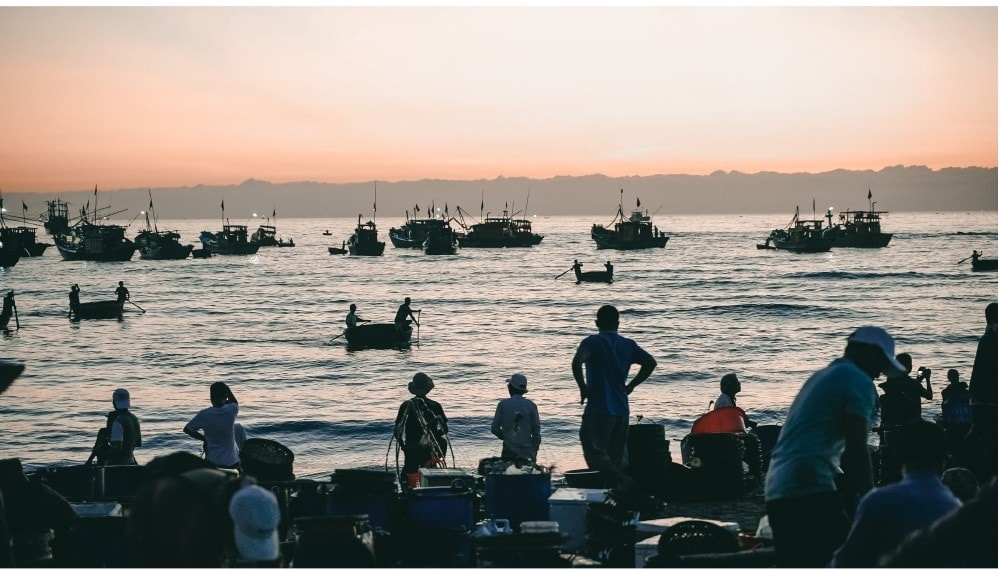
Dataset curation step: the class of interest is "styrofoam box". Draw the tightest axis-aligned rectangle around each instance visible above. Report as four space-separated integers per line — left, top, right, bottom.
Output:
634 534 661 568
419 467 476 488
636 516 740 535
70 502 122 517
547 488 608 552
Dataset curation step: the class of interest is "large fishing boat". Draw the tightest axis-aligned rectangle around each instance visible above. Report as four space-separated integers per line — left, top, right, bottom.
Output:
761 206 834 253
591 191 669 250
251 224 278 247
134 193 194 260
423 221 459 255
822 191 892 248
8 226 52 257
455 206 543 248
200 200 261 255
347 215 386 256
199 225 259 255
53 188 136 262
0 232 20 268
42 199 71 236
389 208 451 248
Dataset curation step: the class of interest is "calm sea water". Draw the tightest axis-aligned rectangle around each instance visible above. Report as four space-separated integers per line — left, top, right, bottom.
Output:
0 211 995 478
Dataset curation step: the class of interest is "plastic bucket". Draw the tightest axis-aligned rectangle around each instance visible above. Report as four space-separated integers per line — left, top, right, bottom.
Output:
406 487 474 530
484 473 551 529
563 469 604 489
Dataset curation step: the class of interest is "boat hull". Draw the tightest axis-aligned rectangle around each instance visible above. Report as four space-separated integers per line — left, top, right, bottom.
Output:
199 230 260 255
0 242 20 268
343 323 413 349
135 231 194 260
770 238 833 253
348 241 385 256
591 228 668 250
71 300 124 321
829 233 892 248
328 247 347 255
972 258 998 271
54 237 136 261
574 269 613 283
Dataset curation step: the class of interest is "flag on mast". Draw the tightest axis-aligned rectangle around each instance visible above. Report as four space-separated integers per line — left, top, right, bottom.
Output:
868 189 872 200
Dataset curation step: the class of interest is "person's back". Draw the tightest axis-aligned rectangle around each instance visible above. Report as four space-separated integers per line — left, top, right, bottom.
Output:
830 420 961 567
184 383 240 469
578 330 648 416
941 370 973 429
106 388 141 465
491 374 541 461
394 373 448 476
968 302 997 409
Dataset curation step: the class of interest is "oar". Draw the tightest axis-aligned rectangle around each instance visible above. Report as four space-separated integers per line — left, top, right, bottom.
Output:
329 332 345 343
416 310 421 341
13 302 19 330
554 265 574 280
957 254 974 264
128 300 146 313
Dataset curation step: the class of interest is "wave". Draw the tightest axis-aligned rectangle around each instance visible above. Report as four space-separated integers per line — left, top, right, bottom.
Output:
789 270 922 280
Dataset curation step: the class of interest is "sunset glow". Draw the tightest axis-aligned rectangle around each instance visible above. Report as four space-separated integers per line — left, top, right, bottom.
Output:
0 6 995 193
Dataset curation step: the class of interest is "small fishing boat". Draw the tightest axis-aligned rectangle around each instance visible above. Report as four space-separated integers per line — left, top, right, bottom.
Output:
70 300 124 321
422 222 459 255
347 215 385 256
572 260 613 283
390 208 452 249
591 191 669 250
822 190 892 248
200 225 260 255
328 243 348 255
191 248 212 259
11 227 52 257
0 233 20 268
322 230 333 236
277 238 295 248
762 206 834 253
971 251 998 271
455 204 543 248
342 323 413 349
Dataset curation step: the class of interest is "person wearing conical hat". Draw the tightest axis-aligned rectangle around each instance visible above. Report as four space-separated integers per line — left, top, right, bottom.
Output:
393 373 449 479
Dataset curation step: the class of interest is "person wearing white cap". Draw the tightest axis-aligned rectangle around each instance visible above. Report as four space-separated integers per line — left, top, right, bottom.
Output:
228 484 281 565
490 374 541 462
106 388 141 466
764 325 907 568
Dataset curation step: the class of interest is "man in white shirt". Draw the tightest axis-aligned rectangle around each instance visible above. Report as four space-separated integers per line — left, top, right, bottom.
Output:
184 382 240 470
491 374 541 462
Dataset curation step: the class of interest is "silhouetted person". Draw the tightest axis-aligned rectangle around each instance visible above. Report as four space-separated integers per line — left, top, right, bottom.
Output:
940 368 973 449
0 291 14 330
393 373 448 479
830 420 960 567
571 304 657 489
394 297 419 334
68 284 80 316
968 302 997 446
105 388 142 466
713 372 757 428
765 326 906 568
604 261 613 277
115 281 130 303
941 467 979 504
345 304 367 329
490 374 541 463
184 383 240 470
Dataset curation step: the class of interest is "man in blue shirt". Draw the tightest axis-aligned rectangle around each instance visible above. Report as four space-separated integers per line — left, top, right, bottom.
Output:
830 419 961 567
571 305 657 489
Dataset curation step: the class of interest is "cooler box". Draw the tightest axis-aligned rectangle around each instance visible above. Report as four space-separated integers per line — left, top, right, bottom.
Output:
419 468 476 489
484 472 551 529
406 487 475 530
547 487 607 551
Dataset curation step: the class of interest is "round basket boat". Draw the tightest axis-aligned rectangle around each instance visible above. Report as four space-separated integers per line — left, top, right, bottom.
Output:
239 438 295 482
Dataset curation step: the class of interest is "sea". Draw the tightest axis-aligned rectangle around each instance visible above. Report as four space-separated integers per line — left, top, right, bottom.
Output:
0 211 995 479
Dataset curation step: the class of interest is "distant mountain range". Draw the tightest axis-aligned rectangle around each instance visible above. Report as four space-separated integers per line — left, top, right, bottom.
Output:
5 165 996 221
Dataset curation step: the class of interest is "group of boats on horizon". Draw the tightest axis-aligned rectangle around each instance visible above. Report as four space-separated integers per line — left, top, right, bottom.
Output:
0 188 995 272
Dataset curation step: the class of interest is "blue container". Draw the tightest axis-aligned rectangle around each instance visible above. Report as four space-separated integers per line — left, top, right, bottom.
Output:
484 472 551 528
406 487 474 530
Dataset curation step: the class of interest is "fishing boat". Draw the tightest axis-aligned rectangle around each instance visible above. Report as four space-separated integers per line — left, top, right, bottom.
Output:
422 222 459 255
572 260 613 283
42 199 71 236
9 226 52 257
347 215 385 256
328 242 348 255
322 230 333 236
199 225 260 256
822 191 892 248
70 300 124 321
389 207 451 248
971 251 998 271
251 224 278 247
0 232 20 268
455 207 543 248
53 187 136 262
342 323 413 348
133 193 194 260
191 248 212 259
761 206 834 253
277 238 295 248
590 192 669 250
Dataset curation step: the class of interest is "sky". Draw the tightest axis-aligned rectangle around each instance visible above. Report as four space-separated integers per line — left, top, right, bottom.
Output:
0 6 996 193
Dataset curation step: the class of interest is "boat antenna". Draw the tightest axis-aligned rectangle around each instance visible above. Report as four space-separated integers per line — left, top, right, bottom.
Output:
652 204 664 217
480 190 484 220
524 188 531 220
373 182 377 224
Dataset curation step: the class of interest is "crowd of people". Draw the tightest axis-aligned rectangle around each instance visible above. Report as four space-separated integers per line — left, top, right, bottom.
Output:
0 298 994 567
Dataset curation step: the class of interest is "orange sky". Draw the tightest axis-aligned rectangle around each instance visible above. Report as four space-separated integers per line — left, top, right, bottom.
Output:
0 6 995 193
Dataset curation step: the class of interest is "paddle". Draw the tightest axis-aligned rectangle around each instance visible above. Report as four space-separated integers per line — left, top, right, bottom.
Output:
128 300 146 313
13 300 19 330
554 265 575 280
416 310 421 341
957 254 975 264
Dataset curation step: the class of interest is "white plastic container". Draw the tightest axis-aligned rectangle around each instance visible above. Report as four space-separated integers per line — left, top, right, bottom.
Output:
634 534 661 568
636 516 740 536
546 487 607 551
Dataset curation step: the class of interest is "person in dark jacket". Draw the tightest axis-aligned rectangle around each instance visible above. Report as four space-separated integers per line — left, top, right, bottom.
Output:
106 388 142 465
968 302 997 442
